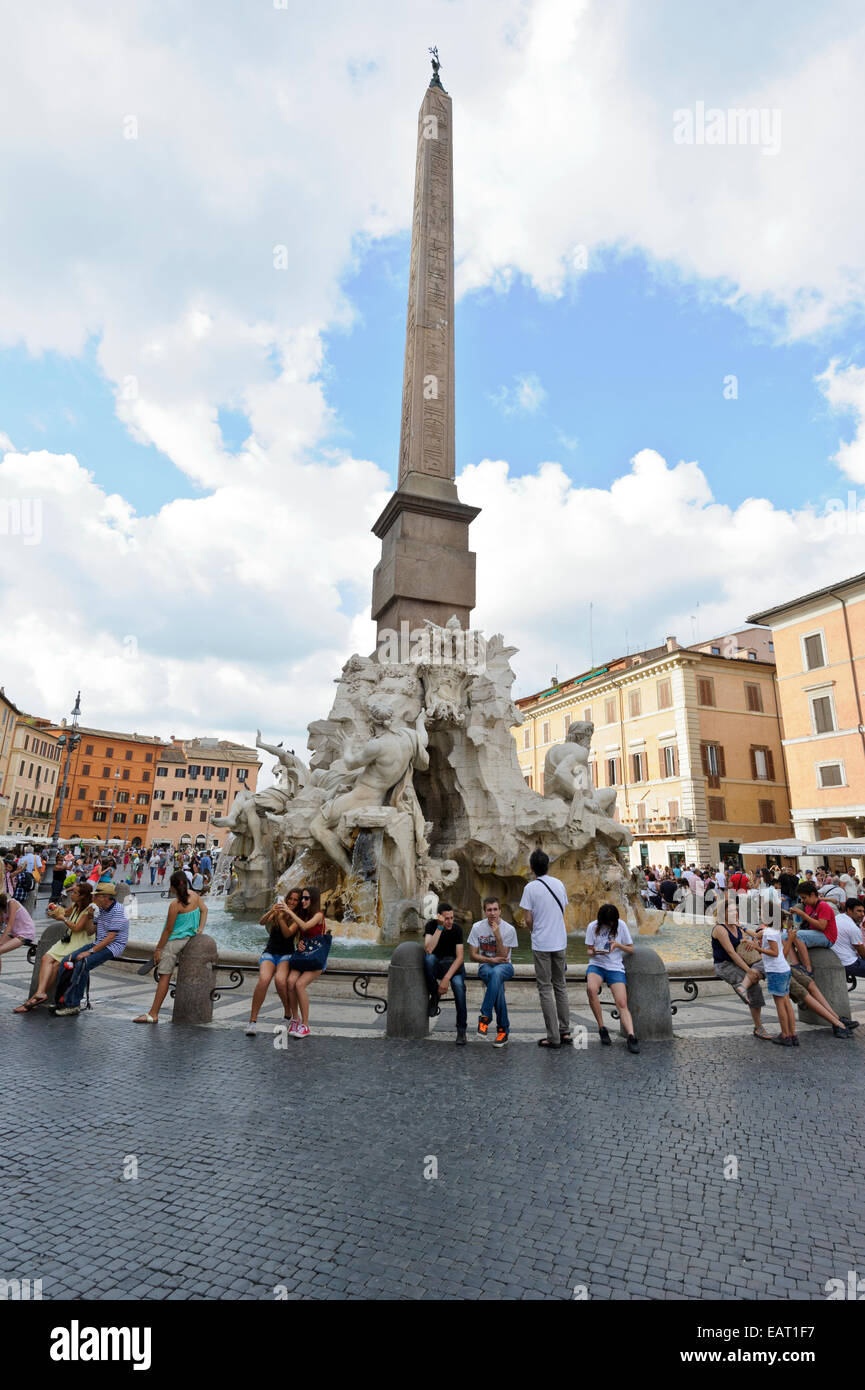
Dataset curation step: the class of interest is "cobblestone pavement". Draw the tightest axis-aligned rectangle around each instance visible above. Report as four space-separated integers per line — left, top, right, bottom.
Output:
2 1010 863 1300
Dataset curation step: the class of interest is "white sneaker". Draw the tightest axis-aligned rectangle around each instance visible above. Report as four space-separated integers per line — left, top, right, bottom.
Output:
294 1023 310 1038
245 1022 257 1036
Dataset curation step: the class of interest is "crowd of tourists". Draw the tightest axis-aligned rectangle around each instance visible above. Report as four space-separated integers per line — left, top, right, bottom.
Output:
5 837 864 1047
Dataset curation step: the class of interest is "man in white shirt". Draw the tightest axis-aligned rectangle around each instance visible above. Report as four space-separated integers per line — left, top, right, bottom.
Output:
467 896 518 1047
819 877 846 912
715 865 727 892
832 899 865 979
519 849 570 1047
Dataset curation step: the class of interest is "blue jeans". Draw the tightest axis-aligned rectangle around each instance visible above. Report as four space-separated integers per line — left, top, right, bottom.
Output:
478 962 514 1031
423 954 467 1031
796 930 830 949
63 943 114 974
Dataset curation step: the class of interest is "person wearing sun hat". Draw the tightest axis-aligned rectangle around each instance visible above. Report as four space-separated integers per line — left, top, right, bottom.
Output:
53 881 129 1014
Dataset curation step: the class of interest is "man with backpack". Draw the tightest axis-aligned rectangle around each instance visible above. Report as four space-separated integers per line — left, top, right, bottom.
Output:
520 848 571 1048
54 882 129 1015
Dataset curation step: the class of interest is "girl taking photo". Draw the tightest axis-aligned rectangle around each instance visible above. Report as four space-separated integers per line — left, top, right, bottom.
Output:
585 903 640 1053
283 887 330 1038
245 889 302 1036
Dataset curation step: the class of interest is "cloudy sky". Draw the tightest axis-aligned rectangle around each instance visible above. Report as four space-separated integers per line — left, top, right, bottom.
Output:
2 0 865 759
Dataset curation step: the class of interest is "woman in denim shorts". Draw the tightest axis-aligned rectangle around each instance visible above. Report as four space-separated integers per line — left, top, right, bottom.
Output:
585 903 640 1053
245 889 301 1036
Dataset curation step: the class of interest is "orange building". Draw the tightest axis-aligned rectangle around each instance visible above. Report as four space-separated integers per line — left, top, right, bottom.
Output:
750 571 865 873
513 629 792 871
46 723 164 848
149 737 260 851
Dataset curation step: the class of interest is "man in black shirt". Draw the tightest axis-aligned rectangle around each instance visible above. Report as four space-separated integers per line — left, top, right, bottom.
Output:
424 903 468 1045
658 871 677 909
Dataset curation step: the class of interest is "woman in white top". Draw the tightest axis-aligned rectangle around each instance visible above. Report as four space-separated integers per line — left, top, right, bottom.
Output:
585 903 639 1053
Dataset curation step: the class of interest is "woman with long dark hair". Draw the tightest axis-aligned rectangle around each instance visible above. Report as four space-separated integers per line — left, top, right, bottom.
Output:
585 903 640 1053
245 889 302 1036
283 886 329 1038
133 870 207 1024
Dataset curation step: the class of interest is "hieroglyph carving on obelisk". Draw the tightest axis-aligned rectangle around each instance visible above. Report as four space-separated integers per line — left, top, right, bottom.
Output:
397 83 455 487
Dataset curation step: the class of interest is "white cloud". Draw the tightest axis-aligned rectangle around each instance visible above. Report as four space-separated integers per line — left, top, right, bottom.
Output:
818 360 865 484
459 447 865 692
489 373 548 416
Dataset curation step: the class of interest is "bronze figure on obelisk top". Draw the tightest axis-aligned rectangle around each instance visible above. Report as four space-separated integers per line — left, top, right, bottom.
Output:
370 55 480 640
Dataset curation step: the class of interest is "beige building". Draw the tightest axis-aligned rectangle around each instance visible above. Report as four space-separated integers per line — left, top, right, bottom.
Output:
5 715 63 839
513 630 792 870
150 736 259 850
749 571 865 872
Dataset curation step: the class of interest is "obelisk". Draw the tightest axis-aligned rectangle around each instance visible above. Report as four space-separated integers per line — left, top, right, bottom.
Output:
371 51 480 641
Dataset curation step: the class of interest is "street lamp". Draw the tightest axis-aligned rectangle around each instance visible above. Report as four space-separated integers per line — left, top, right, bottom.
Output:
47 692 81 890
106 768 121 848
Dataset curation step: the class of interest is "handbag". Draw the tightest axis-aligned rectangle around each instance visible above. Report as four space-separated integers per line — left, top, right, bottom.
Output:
289 932 332 972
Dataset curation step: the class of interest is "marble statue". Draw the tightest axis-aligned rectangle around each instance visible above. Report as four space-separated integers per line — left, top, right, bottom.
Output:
210 786 265 865
544 721 618 819
308 700 430 876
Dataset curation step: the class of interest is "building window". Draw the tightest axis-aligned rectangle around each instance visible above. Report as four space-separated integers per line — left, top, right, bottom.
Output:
102 765 110 778
200 812 207 822
85 744 94 755
203 766 214 780
523 728 531 749
758 800 776 825
810 693 836 735
750 746 775 780
697 677 715 707
582 708 591 725
175 768 186 780
145 752 153 763
606 756 621 787
524 773 532 789
604 698 616 724
116 791 129 804
185 810 193 822
105 747 114 758
113 812 126 824
171 812 178 821
661 744 679 778
817 762 844 788
542 721 551 744
141 771 150 782
156 766 168 777
188 765 200 779
73 810 83 822
133 814 146 825
628 691 642 719
707 796 726 821
136 793 148 805
636 802 648 825
82 763 91 776
125 750 133 761
631 751 645 782
173 791 183 802
237 769 247 782
153 811 160 820
701 742 725 787
122 769 130 780
215 791 226 803
668 800 680 821
657 679 672 710
217 767 228 781
563 714 571 733
77 786 86 799
744 682 763 713
802 631 826 671
154 790 164 801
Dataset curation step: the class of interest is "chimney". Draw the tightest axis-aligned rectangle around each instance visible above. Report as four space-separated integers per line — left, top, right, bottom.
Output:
665 635 679 652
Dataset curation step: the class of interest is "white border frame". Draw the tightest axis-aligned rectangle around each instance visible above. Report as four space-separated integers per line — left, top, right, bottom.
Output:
800 627 827 673
815 757 846 790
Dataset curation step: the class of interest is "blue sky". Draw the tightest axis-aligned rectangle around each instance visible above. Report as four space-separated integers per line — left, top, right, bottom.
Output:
2 236 856 521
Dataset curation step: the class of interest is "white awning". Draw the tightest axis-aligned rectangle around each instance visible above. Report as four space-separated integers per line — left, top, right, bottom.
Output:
805 840 865 856
737 838 807 856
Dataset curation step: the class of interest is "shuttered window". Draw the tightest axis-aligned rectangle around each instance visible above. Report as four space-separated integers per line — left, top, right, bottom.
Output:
631 752 645 782
707 797 726 821
803 633 826 670
628 690 642 718
700 742 725 788
745 682 763 712
661 744 679 778
657 678 672 709
604 698 617 724
606 756 621 787
749 746 775 781
697 677 715 707
818 763 843 788
758 800 776 825
811 695 835 734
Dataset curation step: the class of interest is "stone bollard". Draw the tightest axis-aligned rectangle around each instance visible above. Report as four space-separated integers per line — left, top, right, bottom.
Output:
622 945 674 1041
28 923 68 1003
386 941 428 1040
172 933 218 1025
798 947 850 1026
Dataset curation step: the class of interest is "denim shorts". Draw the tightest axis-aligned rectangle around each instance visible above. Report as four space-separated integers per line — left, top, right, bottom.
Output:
586 963 627 986
260 952 293 966
766 970 791 997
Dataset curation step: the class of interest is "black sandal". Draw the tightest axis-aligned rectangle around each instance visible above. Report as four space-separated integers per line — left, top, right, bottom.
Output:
537 1038 561 1048
560 1032 572 1044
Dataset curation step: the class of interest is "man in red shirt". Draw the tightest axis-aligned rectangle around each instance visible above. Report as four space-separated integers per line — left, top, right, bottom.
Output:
728 869 750 893
788 884 837 973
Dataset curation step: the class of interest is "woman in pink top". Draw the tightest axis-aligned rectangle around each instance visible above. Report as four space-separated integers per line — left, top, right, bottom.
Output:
0 894 36 974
